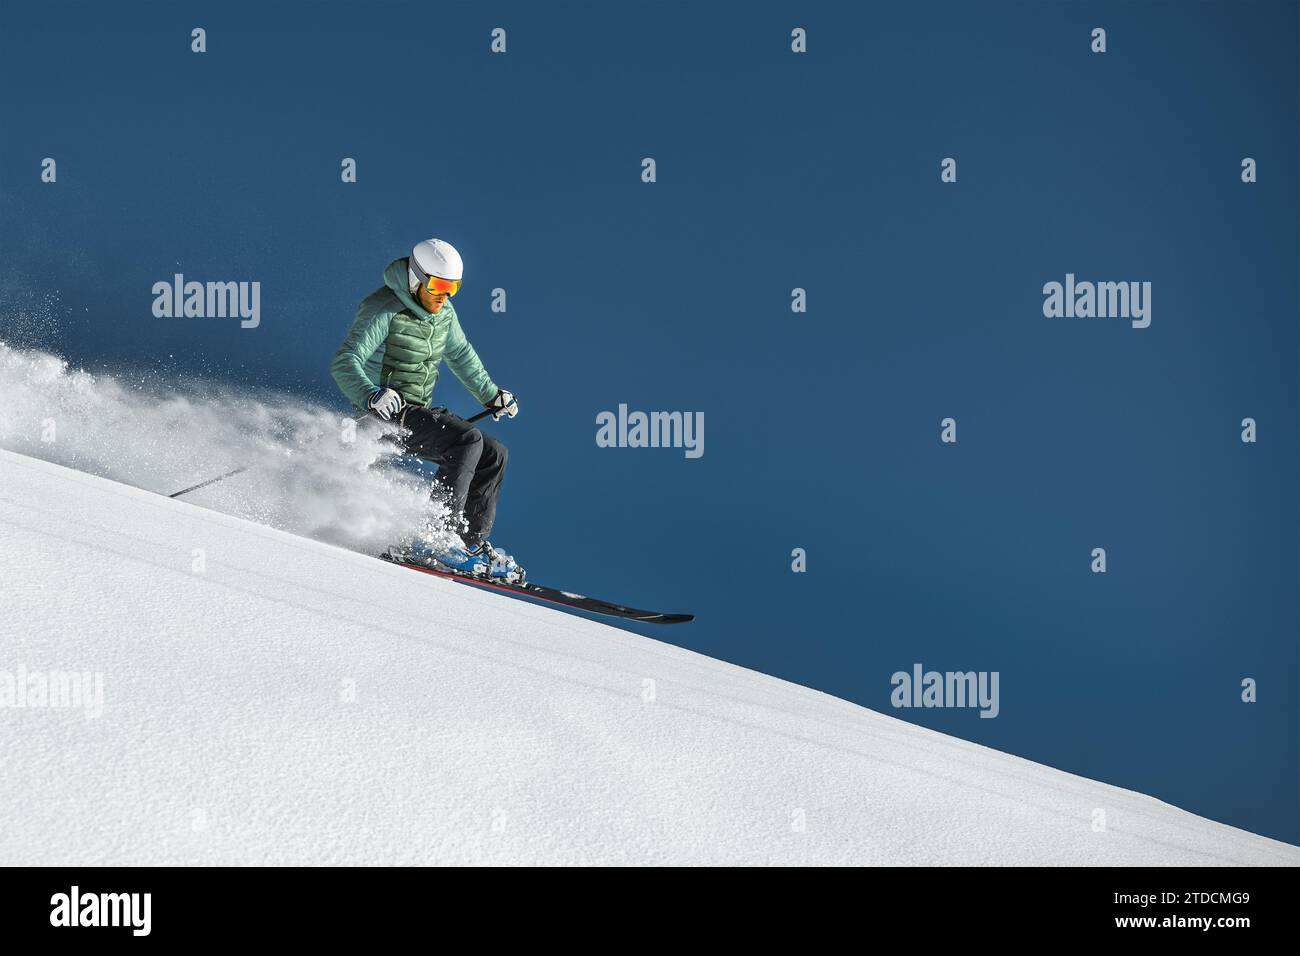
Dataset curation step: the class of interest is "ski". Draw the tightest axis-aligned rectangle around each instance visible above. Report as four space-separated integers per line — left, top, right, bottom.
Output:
379 554 694 625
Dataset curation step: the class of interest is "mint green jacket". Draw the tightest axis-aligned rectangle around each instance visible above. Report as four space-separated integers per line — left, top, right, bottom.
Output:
331 257 497 410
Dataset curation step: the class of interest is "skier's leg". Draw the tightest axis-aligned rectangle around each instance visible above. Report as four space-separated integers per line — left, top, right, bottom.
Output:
399 407 484 522
462 435 508 547
396 408 519 579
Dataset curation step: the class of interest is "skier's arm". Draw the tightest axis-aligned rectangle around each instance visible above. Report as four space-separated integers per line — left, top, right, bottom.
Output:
444 314 499 405
330 301 394 409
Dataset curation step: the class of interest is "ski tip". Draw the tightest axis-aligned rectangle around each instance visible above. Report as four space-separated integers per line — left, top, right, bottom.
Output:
637 613 695 625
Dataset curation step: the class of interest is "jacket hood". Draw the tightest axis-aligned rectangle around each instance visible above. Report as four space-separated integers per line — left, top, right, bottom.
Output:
383 256 446 319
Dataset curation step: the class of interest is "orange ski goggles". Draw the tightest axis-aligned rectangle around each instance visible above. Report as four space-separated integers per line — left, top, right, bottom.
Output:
423 274 461 297
411 257 461 297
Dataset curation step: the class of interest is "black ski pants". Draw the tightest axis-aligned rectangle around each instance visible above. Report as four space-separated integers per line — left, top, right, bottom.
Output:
399 406 508 547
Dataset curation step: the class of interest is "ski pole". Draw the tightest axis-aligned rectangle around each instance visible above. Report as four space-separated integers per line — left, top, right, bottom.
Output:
168 410 370 499
167 465 251 499
168 399 515 499
469 390 520 424
399 397 517 427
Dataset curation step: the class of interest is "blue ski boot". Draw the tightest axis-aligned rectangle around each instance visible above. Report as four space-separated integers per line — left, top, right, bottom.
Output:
414 538 524 583
476 541 525 583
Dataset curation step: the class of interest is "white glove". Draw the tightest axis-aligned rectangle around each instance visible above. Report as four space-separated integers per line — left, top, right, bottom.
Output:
487 389 518 421
368 387 405 421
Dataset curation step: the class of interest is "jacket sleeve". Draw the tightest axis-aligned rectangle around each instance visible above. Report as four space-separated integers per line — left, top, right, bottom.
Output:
444 314 499 405
330 297 393 409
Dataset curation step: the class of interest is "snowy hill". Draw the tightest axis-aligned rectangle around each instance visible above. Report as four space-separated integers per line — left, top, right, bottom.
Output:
0 448 1296 866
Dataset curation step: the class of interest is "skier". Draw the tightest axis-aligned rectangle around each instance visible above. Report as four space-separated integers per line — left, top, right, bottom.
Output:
330 238 523 580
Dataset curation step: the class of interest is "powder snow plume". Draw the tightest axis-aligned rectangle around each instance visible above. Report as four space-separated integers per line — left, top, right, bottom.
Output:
0 341 456 556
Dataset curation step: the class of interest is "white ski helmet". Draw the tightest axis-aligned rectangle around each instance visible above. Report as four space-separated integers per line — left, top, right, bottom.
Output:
408 238 464 292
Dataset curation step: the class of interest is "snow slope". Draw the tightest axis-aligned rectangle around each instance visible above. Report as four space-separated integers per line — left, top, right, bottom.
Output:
0 449 1296 866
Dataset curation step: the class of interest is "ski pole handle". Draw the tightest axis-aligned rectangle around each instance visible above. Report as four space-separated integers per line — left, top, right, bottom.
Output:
467 392 520 425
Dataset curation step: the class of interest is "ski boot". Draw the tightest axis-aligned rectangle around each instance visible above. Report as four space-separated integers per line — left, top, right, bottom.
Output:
462 540 526 584
399 538 524 583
